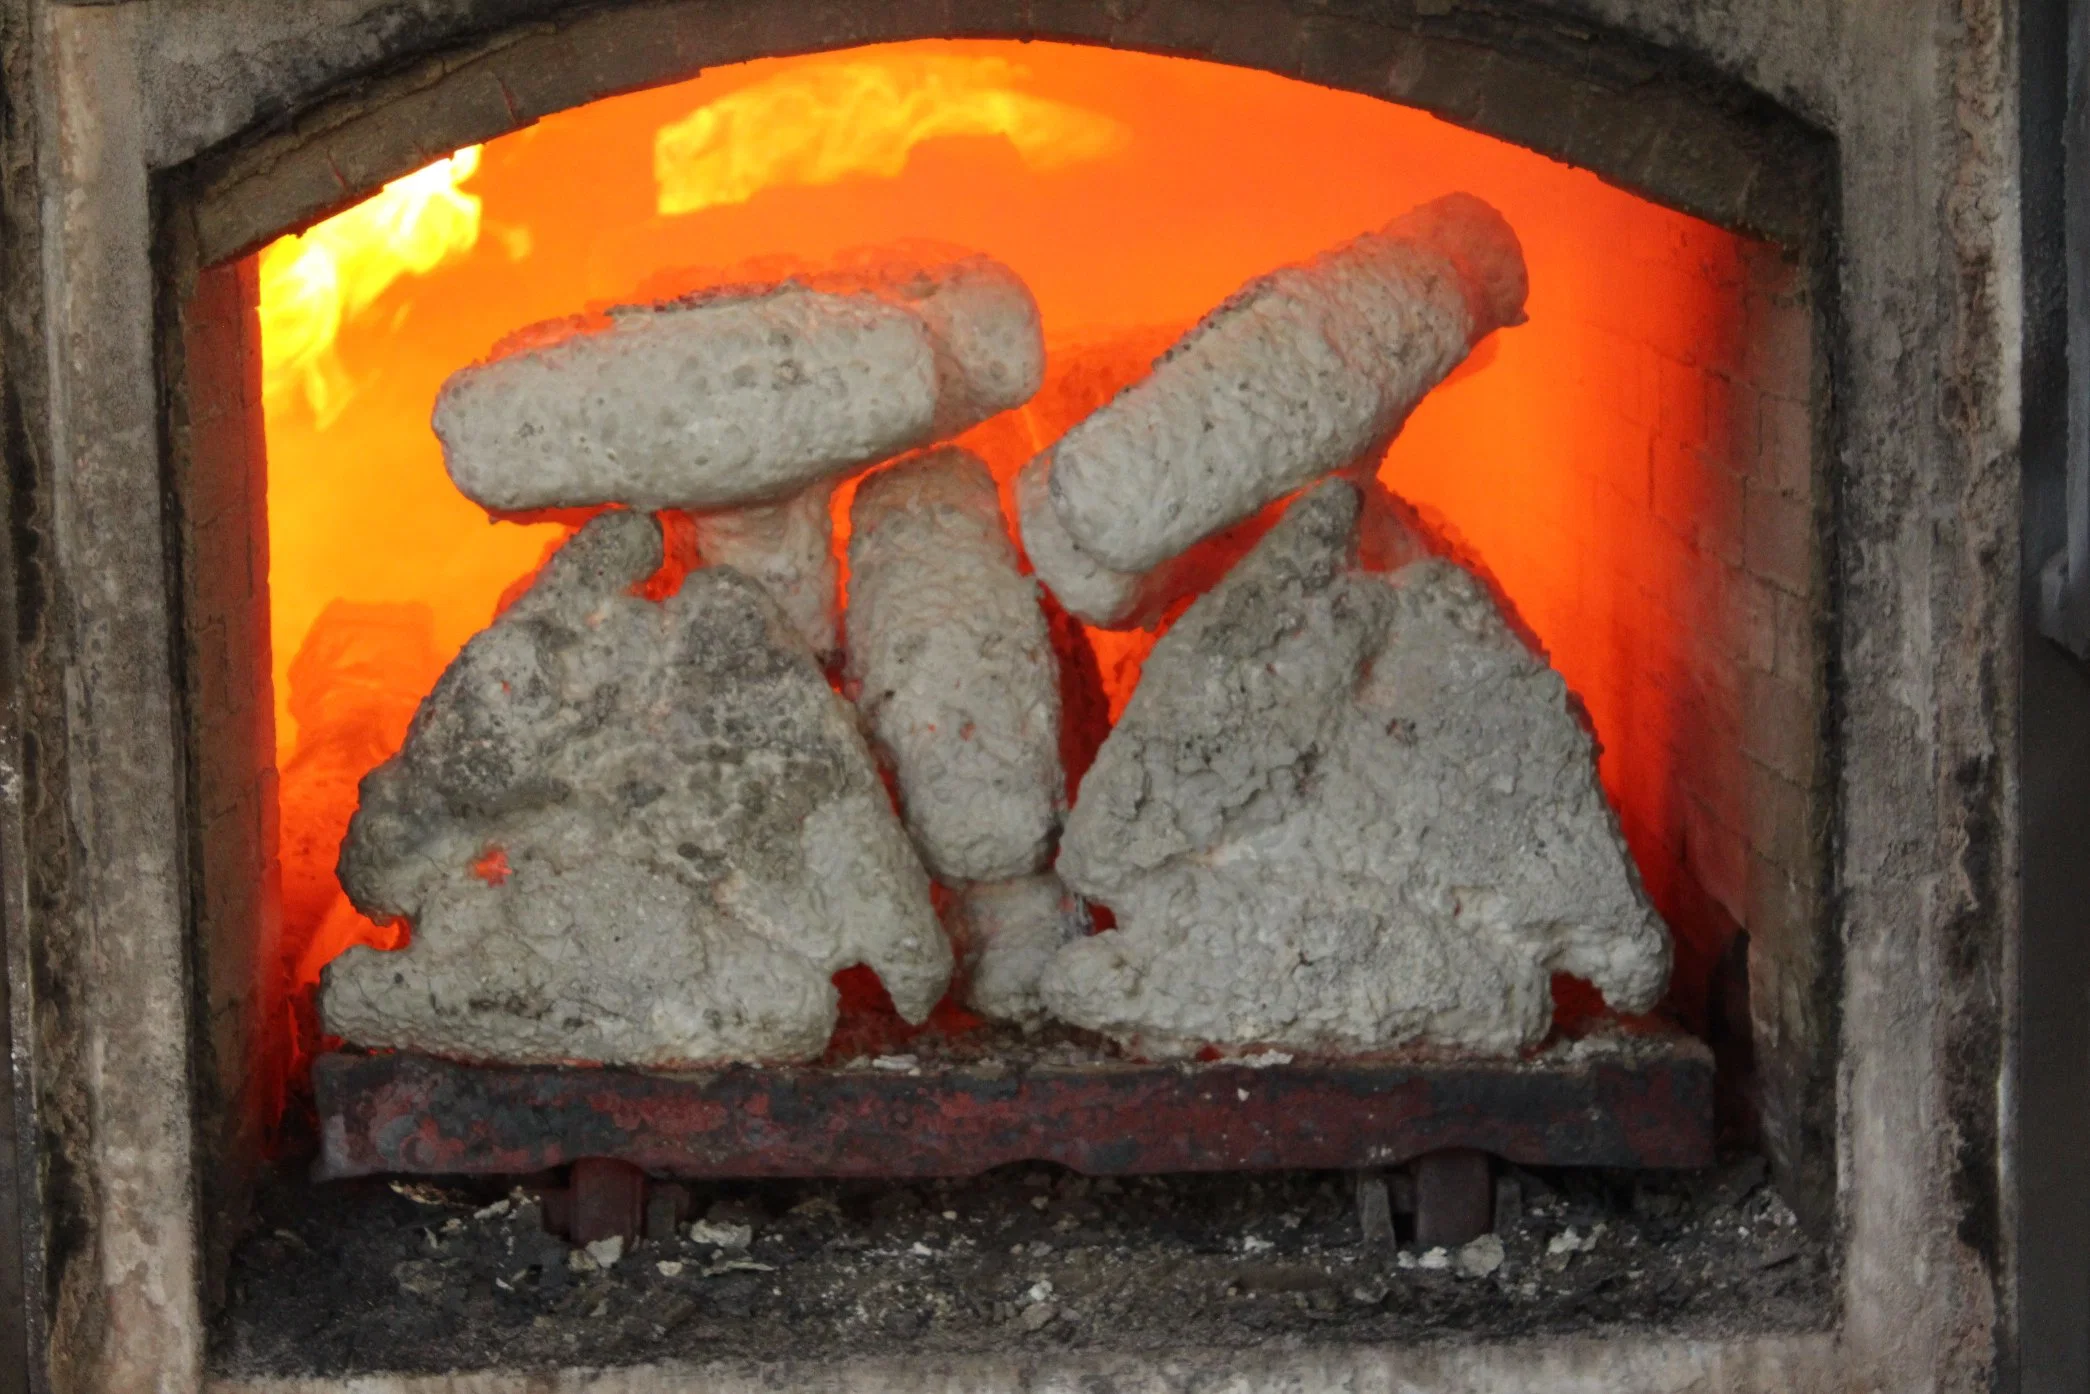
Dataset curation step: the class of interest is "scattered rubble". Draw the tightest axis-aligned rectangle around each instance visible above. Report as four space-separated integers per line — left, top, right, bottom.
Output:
687 1221 753 1251
1456 1234 1505 1278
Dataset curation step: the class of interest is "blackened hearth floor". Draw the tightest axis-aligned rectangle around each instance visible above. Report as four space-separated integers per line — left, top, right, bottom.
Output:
213 1159 1830 1378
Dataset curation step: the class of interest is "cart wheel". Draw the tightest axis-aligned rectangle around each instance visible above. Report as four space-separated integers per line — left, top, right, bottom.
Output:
1353 1169 1396 1251
1413 1148 1493 1248
570 1157 647 1248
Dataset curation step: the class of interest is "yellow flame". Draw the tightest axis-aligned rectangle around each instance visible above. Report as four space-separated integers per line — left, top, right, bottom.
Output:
259 147 485 425
655 55 1128 215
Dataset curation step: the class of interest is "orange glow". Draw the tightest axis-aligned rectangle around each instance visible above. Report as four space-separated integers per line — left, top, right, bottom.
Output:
260 39 1767 1116
471 847 512 887
656 53 1127 215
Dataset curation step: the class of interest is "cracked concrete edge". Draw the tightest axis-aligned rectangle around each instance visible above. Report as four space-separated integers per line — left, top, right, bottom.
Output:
205 1330 1845 1394
40 5 206 1393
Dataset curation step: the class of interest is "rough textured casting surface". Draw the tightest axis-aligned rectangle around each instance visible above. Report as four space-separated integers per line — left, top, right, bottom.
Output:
1017 446 1439 630
1045 482 1669 1056
689 482 840 662
846 449 1064 882
1015 450 1290 629
1037 193 1527 580
1014 450 1153 627
324 511 949 1065
433 253 1044 513
951 873 1091 1026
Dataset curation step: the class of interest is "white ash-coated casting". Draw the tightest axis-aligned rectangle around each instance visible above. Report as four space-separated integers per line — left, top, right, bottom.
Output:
689 482 841 662
950 873 1092 1027
432 252 1045 513
1042 481 1670 1056
327 200 1668 1067
1015 448 1307 627
323 511 949 1065
846 448 1064 884
1013 451 1153 626
1024 192 1526 622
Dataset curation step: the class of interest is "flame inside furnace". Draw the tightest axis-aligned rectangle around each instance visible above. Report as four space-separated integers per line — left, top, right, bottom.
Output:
259 147 486 425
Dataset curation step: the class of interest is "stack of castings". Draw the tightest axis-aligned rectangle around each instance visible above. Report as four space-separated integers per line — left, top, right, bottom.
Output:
323 195 1673 1071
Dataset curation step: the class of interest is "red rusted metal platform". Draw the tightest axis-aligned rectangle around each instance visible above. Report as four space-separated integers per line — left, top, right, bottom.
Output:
312 1025 1713 1181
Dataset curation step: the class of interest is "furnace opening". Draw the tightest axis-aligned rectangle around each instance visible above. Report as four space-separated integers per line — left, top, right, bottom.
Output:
258 38 1800 1136
172 26 1844 1374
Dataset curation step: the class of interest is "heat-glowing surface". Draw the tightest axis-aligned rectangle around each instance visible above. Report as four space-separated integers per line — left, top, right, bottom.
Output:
262 39 1766 1105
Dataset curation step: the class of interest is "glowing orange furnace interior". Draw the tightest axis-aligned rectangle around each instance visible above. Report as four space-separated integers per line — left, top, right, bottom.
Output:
257 38 1765 1127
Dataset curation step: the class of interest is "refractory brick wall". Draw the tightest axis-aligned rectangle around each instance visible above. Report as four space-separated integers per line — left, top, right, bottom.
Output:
1612 238 1825 1192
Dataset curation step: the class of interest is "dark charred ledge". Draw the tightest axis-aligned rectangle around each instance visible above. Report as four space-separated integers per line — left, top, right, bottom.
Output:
209 1160 1832 1386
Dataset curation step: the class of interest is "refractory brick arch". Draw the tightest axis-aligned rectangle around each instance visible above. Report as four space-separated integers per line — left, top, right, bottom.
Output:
179 0 1829 263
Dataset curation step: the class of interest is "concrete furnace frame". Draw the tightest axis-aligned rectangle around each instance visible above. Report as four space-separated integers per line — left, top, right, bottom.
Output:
0 0 2060 1390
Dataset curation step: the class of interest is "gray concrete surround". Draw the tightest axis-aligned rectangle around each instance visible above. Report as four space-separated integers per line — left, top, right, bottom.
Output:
0 0 2024 1390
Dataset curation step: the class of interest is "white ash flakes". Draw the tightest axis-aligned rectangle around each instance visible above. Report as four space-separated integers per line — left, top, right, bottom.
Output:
702 1258 777 1276
1545 1223 1609 1269
1457 1234 1507 1278
1395 1236 1508 1279
687 1220 755 1250
579 1235 625 1270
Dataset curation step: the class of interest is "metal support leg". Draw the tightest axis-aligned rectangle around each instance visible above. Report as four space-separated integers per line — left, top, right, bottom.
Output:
569 1157 647 1248
1353 1169 1395 1251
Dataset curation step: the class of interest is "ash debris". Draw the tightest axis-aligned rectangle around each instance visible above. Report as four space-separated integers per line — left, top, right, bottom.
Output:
215 1156 1829 1378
